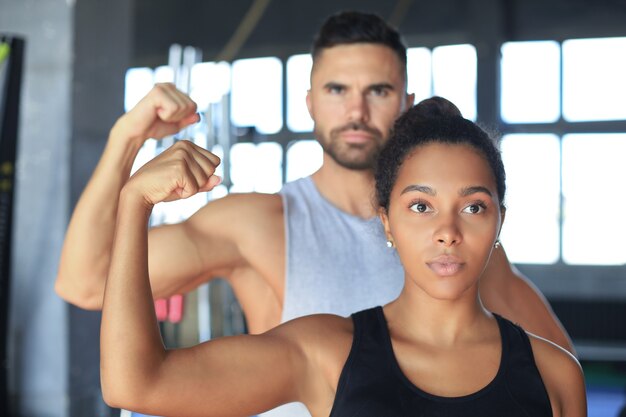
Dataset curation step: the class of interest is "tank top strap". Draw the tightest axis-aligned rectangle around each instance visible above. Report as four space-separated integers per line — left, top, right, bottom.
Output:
494 313 534 371
495 314 553 414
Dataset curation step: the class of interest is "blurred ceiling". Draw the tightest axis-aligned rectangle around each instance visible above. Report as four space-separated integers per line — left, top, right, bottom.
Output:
131 0 626 66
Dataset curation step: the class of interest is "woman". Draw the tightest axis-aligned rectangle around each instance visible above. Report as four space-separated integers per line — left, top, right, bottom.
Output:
100 97 586 416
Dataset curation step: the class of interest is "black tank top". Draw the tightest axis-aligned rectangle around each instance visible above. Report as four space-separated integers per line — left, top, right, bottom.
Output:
329 307 553 417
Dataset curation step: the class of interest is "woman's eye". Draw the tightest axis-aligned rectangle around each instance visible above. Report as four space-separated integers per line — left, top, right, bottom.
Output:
410 202 430 213
463 204 484 214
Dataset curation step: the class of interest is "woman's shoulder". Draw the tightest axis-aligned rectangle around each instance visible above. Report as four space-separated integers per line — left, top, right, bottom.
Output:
267 313 355 407
277 314 354 345
527 332 587 417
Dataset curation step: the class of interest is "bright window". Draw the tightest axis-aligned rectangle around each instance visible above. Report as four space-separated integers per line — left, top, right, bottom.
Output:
231 57 283 134
154 65 175 83
499 134 561 264
286 140 323 182
124 67 154 111
406 47 432 103
230 142 283 193
286 54 314 132
563 37 626 121
562 134 626 265
432 44 477 120
209 145 228 199
190 62 231 111
500 41 561 123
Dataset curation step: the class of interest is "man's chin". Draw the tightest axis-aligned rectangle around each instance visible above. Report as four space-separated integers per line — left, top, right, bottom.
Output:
329 154 376 171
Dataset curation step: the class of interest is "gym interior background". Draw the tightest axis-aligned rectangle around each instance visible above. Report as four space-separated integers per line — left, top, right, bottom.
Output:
1 0 625 415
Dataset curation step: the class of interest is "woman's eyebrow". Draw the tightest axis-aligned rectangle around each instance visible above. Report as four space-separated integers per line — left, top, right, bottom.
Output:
459 186 493 197
400 185 494 197
400 184 435 196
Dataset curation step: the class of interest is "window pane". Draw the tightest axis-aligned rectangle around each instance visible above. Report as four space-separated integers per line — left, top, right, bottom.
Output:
287 54 313 132
406 47 432 103
230 142 283 193
286 140 323 182
255 142 283 193
230 143 256 192
562 134 626 265
432 44 477 120
190 61 231 111
231 57 283 134
500 41 560 123
210 145 229 199
124 67 154 111
563 37 626 121
154 65 175 83
499 134 560 264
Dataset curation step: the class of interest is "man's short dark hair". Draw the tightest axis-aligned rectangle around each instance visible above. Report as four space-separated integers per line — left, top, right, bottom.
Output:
311 11 407 70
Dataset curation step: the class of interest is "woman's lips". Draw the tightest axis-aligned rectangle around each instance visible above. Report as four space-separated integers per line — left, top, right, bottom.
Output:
427 255 465 277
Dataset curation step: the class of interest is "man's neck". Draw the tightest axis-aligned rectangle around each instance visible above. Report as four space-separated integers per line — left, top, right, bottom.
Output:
311 155 378 219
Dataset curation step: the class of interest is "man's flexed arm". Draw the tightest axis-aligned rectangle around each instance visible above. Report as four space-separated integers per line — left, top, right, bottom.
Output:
55 84 201 309
480 246 575 355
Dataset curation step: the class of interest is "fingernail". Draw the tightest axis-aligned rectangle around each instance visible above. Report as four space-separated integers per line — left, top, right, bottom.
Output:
213 175 223 186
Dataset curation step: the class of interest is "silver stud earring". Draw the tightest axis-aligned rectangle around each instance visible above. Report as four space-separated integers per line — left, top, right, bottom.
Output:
386 240 394 248
494 239 501 249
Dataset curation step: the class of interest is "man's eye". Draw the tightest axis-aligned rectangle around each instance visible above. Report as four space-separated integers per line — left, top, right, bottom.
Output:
371 87 388 97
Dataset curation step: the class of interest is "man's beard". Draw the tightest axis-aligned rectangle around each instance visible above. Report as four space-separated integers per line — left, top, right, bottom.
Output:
317 122 386 170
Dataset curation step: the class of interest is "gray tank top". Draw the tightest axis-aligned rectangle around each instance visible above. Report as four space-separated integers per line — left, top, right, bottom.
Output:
280 176 404 322
259 177 404 417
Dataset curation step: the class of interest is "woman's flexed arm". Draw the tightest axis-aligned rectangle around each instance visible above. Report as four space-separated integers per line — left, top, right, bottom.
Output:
100 148 310 416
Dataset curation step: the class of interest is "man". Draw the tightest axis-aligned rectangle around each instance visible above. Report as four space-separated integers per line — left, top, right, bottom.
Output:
56 10 572 416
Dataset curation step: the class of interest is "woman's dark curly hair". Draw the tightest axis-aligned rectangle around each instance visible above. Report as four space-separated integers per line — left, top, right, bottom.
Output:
375 96 506 212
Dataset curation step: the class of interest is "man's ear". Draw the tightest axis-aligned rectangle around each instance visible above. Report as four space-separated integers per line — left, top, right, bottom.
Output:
404 93 415 111
306 90 313 118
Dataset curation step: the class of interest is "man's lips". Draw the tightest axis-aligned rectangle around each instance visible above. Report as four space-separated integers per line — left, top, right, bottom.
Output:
341 131 373 144
426 255 465 277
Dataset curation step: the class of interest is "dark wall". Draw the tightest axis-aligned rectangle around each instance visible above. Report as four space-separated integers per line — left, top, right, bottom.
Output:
1 0 73 415
70 1 133 415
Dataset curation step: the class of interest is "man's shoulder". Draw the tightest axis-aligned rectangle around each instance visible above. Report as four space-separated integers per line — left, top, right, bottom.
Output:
188 191 284 236
226 191 285 215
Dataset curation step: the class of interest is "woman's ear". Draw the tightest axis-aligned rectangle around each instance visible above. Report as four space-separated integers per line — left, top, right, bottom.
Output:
379 208 394 243
498 207 506 236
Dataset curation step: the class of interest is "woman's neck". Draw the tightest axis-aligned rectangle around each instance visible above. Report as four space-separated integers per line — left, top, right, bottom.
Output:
383 282 493 347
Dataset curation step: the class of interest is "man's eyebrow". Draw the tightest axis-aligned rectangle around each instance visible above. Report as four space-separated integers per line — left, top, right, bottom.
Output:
459 186 493 197
368 83 395 90
400 184 435 196
323 81 345 89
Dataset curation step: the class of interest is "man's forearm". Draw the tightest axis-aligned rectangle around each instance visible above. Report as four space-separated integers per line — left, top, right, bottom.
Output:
481 246 575 355
55 130 144 309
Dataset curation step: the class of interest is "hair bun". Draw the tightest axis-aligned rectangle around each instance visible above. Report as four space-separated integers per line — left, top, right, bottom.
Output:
413 96 462 120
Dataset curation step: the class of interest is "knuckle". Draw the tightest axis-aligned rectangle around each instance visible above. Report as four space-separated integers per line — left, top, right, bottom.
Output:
170 147 190 162
172 140 192 151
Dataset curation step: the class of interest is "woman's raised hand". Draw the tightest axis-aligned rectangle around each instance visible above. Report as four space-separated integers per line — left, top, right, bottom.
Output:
124 140 222 207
